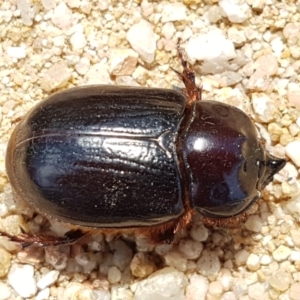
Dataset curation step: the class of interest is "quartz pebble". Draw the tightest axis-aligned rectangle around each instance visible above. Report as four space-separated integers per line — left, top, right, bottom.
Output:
108 49 138 76
36 288 50 300
185 29 236 62
244 215 263 232
269 270 291 291
37 270 60 289
164 251 187 272
0 248 11 277
248 282 265 300
190 224 209 242
6 46 26 59
287 83 300 110
178 239 203 260
126 20 156 64
246 253 260 271
40 61 72 92
134 267 188 300
219 0 250 23
108 266 121 284
83 62 112 85
285 141 300 167
130 253 156 278
0 281 11 300
8 263 37 298
185 274 208 300
272 245 292 262
196 251 221 279
290 282 300 300
234 249 250 266
161 3 187 23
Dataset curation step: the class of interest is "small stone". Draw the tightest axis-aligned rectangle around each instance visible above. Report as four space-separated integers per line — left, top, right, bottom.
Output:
291 230 300 247
217 269 232 291
52 2 73 30
186 29 236 62
37 270 60 289
252 0 266 11
272 245 292 262
178 239 203 260
8 263 37 298
40 61 72 92
196 251 221 279
164 251 187 272
161 3 187 23
190 224 209 242
255 54 278 76
0 247 11 277
107 266 121 284
110 240 133 271
45 245 69 270
251 93 278 122
208 281 223 297
126 20 156 64
290 282 300 300
219 0 250 23
83 61 112 85
246 253 260 271
17 0 36 26
7 46 26 59
36 288 50 300
234 249 250 266
260 254 272 265
108 49 138 76
287 83 300 111
248 282 265 300
227 27 246 47
244 215 263 232
17 246 45 265
219 71 243 87
70 30 87 52
221 291 237 300
111 286 133 300
41 0 55 10
130 253 156 278
75 57 90 75
285 141 300 167
0 281 11 300
161 23 175 40
269 270 291 291
185 274 208 300
134 267 188 300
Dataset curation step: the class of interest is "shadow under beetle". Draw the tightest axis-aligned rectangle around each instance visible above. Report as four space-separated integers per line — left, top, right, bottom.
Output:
2 42 286 247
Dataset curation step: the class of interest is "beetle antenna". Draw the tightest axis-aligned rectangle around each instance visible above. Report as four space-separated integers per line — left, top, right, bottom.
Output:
174 38 202 103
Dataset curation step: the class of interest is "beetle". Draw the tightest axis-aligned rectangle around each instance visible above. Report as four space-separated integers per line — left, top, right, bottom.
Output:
2 44 286 247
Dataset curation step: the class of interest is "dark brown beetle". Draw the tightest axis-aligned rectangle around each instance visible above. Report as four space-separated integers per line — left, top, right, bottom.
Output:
2 44 286 246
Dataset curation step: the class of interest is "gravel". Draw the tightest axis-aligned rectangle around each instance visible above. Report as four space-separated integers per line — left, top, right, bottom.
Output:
0 0 300 299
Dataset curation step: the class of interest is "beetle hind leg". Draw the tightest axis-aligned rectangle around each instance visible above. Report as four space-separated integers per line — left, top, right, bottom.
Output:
173 38 202 103
0 228 85 248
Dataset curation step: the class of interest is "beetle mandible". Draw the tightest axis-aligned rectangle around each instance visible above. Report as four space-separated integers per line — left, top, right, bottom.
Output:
2 42 286 246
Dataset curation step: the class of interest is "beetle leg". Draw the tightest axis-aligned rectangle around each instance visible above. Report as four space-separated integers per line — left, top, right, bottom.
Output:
174 38 202 103
0 228 85 248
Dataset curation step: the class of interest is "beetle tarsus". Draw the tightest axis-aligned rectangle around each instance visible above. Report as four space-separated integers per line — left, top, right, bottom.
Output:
175 38 202 103
0 228 85 248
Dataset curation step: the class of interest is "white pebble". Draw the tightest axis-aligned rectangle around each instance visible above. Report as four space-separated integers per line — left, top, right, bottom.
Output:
248 282 265 300
70 31 87 52
164 251 187 272
287 82 300 111
161 3 187 23
219 0 250 23
44 246 69 270
7 46 26 59
246 253 260 271
190 224 209 242
272 245 292 262
178 239 203 260
52 2 73 30
127 20 156 64
269 270 291 291
244 215 263 232
108 266 121 284
40 61 72 92
221 291 237 300
234 249 250 266
36 288 50 300
162 22 176 40
0 281 11 300
108 49 138 76
8 263 37 298
251 93 278 122
37 270 60 289
285 141 300 167
75 57 90 75
17 0 36 26
185 274 209 300
196 251 221 279
217 269 233 291
208 281 223 297
186 29 236 62
134 267 188 300
260 254 272 265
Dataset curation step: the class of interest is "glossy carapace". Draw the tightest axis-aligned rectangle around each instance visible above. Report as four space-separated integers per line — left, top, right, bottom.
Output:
3 46 286 246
